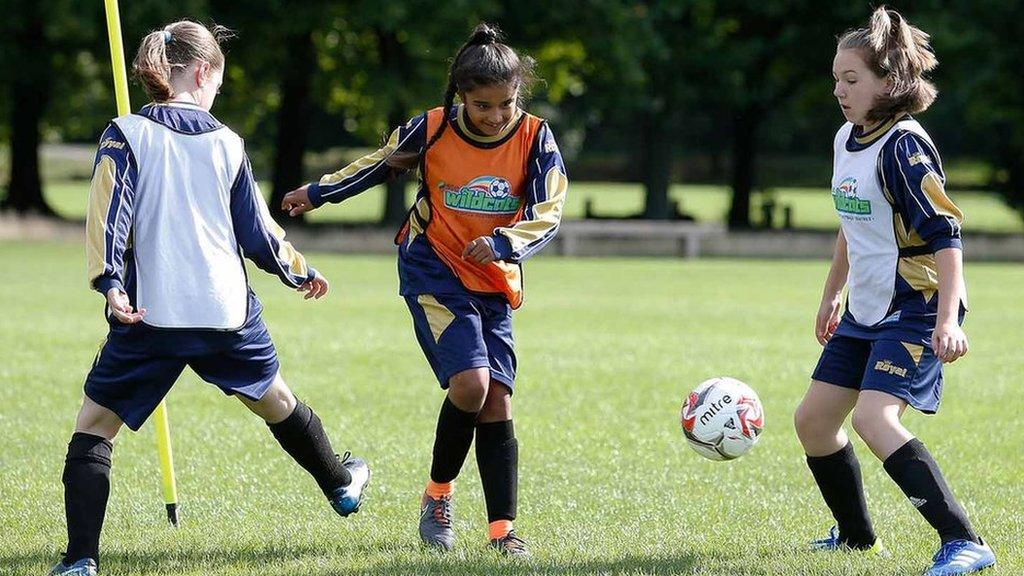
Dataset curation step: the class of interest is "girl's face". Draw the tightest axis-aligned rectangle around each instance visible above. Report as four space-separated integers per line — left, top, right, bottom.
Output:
832 49 890 128
460 83 519 137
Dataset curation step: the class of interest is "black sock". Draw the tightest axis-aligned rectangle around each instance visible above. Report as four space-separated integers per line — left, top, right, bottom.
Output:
268 401 351 494
63 432 113 566
429 397 478 483
883 438 978 544
806 442 876 548
475 419 518 523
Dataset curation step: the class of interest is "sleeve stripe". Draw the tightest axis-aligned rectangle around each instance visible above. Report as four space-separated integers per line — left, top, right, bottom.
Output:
894 133 962 238
498 166 567 257
252 172 310 287
318 116 425 200
921 172 964 229
86 155 117 285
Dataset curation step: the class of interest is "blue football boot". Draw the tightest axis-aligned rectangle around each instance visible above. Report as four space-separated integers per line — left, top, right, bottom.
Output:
326 452 370 517
810 525 886 555
923 538 995 576
47 558 98 576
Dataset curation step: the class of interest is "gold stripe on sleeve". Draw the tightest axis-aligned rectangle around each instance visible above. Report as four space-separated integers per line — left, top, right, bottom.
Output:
499 167 568 253
319 127 400 187
921 172 965 224
86 156 116 287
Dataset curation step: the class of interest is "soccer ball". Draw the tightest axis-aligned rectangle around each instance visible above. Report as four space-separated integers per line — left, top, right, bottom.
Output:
680 377 764 461
489 178 512 198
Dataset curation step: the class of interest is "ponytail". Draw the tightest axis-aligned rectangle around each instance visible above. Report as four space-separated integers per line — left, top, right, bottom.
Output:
133 29 175 102
131 20 234 103
385 23 536 171
838 6 938 120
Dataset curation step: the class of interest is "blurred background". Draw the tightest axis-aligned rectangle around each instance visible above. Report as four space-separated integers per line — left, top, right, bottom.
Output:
1 0 1021 253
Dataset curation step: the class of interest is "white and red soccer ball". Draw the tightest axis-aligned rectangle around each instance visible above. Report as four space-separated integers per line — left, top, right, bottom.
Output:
680 377 764 461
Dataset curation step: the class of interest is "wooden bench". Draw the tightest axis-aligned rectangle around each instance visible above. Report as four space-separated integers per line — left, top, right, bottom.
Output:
557 220 727 258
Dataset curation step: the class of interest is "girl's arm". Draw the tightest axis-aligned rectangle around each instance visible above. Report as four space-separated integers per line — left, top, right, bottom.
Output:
933 247 968 363
282 114 428 216
488 123 568 263
86 123 145 323
230 154 324 294
878 131 967 362
815 229 848 345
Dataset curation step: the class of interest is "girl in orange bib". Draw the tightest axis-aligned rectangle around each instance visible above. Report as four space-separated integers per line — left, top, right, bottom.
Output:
283 23 568 556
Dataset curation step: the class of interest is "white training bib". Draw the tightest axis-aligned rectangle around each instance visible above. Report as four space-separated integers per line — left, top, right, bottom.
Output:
831 119 937 326
113 111 249 330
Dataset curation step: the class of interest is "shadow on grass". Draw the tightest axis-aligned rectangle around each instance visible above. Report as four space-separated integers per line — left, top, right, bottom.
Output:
367 552 702 576
5 545 701 575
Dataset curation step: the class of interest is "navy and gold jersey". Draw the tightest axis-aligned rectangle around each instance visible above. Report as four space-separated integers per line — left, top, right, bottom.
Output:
308 105 568 308
830 115 965 342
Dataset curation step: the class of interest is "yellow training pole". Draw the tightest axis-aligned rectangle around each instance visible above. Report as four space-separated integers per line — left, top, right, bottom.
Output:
103 0 180 527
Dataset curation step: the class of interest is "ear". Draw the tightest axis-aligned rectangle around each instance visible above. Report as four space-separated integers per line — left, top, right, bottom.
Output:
456 90 466 104
195 61 212 87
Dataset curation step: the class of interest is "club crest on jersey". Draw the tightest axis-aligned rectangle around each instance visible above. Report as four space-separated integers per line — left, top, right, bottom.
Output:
441 176 521 214
832 177 872 215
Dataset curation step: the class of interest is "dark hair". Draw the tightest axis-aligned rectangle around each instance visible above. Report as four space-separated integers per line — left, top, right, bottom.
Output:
838 7 938 121
387 23 537 170
132 20 234 102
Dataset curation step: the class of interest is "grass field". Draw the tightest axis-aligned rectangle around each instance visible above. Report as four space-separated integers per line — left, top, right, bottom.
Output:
40 180 1024 233
1 242 1021 575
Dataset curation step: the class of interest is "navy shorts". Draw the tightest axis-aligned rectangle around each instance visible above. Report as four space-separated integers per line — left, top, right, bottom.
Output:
812 334 943 413
85 312 279 431
405 291 516 391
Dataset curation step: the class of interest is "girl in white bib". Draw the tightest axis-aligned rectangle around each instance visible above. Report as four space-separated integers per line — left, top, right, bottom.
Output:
792 8 994 575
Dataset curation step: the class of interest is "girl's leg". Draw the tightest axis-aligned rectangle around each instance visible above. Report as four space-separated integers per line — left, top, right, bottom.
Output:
794 380 858 456
419 368 489 550
475 382 519 547
429 367 489 489
62 396 124 567
852 390 979 544
795 380 877 548
240 373 355 495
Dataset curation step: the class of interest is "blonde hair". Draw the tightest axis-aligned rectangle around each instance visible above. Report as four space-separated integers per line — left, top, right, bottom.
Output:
838 7 938 121
132 20 234 102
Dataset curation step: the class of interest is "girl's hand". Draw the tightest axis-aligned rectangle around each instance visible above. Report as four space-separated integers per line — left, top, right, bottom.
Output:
932 321 968 363
462 236 498 265
815 295 842 346
106 288 146 324
298 271 330 300
281 184 314 217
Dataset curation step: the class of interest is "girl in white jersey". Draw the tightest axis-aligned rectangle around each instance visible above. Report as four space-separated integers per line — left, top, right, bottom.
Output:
793 8 995 576
49 21 368 576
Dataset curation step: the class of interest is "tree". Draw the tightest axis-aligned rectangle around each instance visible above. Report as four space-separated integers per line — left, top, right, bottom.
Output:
1 0 55 215
712 1 861 228
940 0 1024 221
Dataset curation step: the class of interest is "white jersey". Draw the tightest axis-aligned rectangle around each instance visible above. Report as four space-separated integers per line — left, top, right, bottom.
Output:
831 115 963 329
87 103 315 330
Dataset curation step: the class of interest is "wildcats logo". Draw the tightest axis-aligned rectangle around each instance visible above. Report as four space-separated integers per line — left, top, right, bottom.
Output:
832 177 872 215
441 176 521 215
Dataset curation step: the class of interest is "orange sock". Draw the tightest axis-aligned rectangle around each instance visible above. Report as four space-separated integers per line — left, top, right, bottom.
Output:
425 480 453 499
488 519 513 540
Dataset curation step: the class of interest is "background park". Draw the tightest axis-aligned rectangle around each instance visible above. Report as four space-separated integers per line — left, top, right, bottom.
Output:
1 1 1021 575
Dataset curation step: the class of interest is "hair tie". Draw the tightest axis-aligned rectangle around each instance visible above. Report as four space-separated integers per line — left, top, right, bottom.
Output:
163 30 172 44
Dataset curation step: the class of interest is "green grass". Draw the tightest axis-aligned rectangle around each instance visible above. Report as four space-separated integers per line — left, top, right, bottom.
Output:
41 179 1024 233
0 242 1022 575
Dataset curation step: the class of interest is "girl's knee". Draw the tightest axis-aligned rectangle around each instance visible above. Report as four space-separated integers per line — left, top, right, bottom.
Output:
75 396 124 440
448 369 490 411
245 374 297 423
